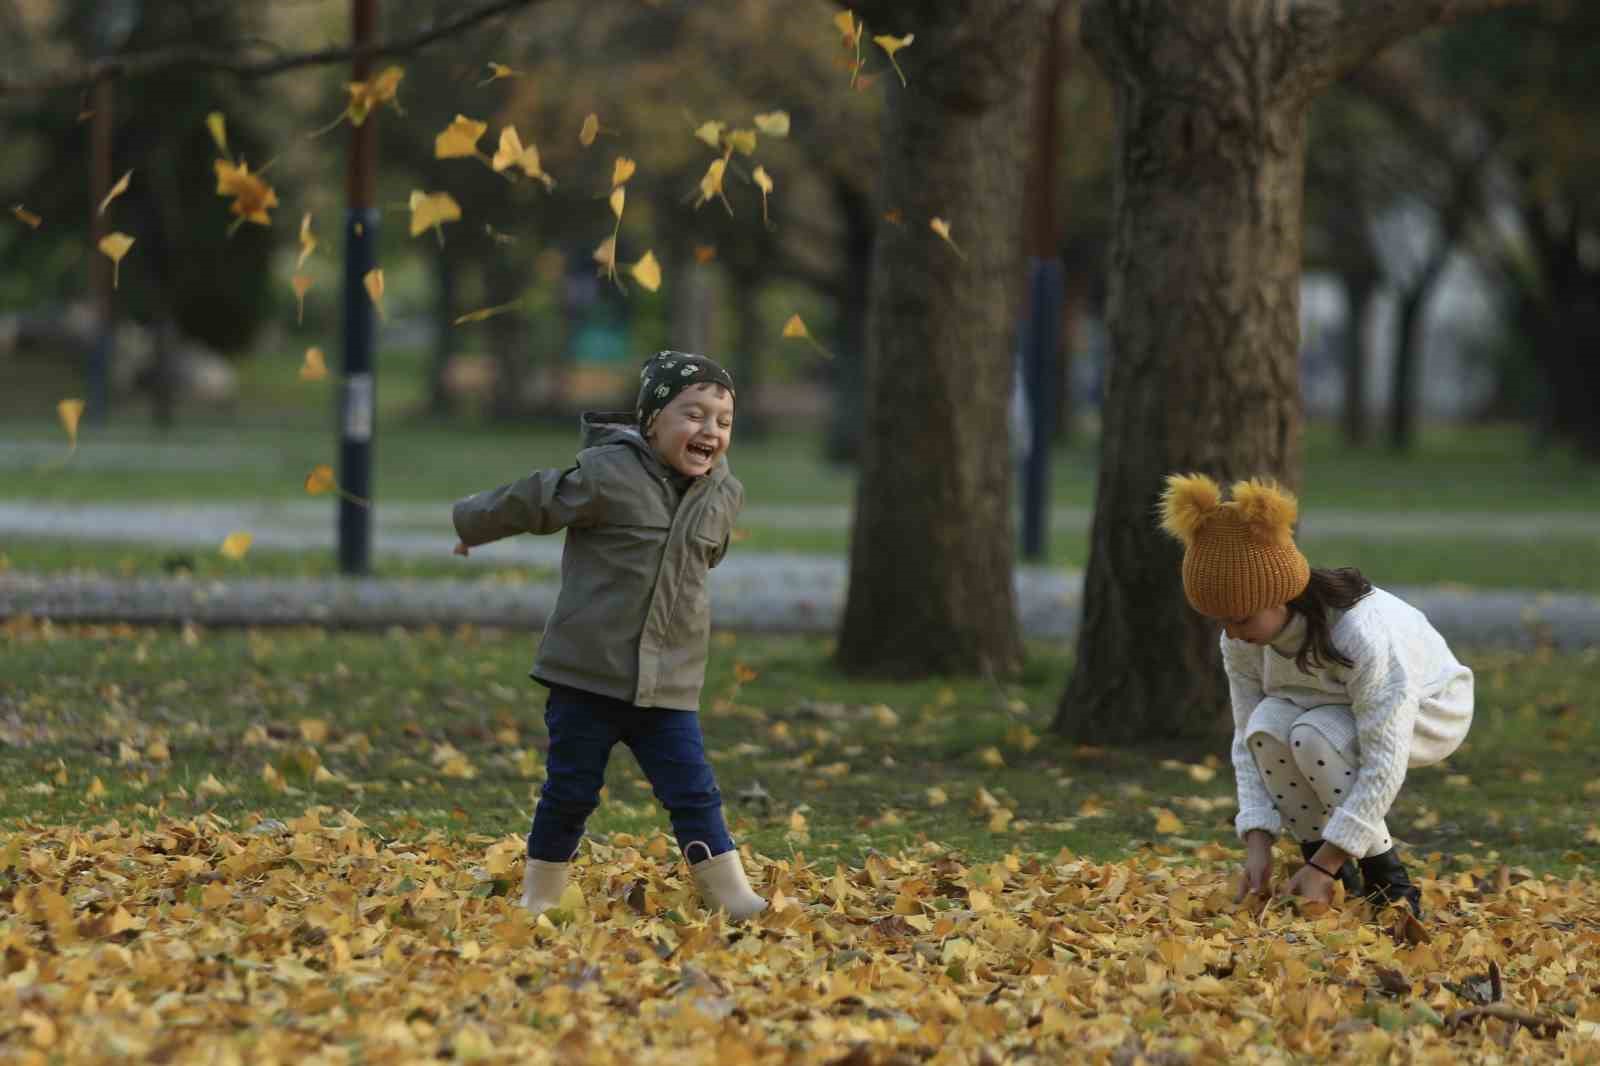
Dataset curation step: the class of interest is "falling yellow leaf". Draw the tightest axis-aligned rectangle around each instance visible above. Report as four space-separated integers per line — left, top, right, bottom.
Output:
363 268 385 318
834 10 862 48
579 112 601 146
693 120 726 149
98 232 134 288
882 208 904 226
213 160 277 227
408 190 462 240
477 61 521 86
611 157 636 188
874 32 915 86
781 313 834 360
608 186 626 222
206 112 229 157
291 274 313 325
630 250 661 293
726 129 758 156
453 300 522 326
435 114 487 159
219 532 253 560
929 217 967 260
753 165 774 226
695 158 730 214
491 126 555 188
299 347 328 382
305 464 336 496
11 204 42 228
593 236 617 276
484 224 517 246
296 213 316 270
753 111 790 137
693 244 717 264
1153 808 1184 834
345 65 404 126
97 170 132 216
57 399 84 448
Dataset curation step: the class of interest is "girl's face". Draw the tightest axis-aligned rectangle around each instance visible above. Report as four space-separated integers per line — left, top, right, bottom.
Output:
1221 604 1291 644
648 383 734 477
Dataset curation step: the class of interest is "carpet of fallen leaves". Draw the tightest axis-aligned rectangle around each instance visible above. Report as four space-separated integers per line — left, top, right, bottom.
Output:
3 810 1599 1065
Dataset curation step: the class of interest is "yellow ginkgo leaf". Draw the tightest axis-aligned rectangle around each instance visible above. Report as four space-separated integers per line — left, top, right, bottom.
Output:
833 10 861 48
726 129 758 156
408 190 462 239
693 120 725 150
213 160 277 227
484 224 517 246
299 347 328 382
219 532 253 560
929 217 967 260
297 213 316 270
206 112 229 157
57 398 85 448
98 232 134 289
609 186 626 221
363 268 385 319
453 300 522 326
291 274 313 325
98 169 131 216
874 32 915 86
477 62 521 86
630 250 661 293
579 112 601 146
435 115 487 159
345 65 404 127
753 166 774 226
593 236 617 276
693 244 717 264
12 204 42 228
492 126 555 188
611 157 636 188
304 464 336 495
782 313 834 360
694 158 730 214
753 111 790 137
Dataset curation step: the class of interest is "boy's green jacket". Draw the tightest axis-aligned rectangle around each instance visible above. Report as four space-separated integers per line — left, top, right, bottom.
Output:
451 413 742 711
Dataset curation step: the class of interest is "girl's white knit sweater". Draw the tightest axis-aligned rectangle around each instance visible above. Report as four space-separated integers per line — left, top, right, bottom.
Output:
1224 587 1474 858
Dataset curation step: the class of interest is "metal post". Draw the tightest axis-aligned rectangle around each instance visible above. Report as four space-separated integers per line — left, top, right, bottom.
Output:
339 0 379 575
1019 0 1068 560
87 76 115 426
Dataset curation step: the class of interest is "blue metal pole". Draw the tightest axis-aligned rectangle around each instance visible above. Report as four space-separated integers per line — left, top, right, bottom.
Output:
338 0 378 576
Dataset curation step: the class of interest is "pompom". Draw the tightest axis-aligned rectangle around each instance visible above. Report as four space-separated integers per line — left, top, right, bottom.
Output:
1230 478 1299 546
1159 472 1222 547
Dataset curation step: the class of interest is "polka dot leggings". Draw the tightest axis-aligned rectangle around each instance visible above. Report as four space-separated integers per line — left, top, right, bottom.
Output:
1245 698 1392 858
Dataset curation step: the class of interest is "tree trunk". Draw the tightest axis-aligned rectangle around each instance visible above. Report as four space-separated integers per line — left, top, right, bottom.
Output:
1340 266 1377 448
836 0 1043 677
1387 268 1436 453
823 178 875 465
1051 0 1527 743
427 246 457 419
1055 4 1313 743
729 270 769 440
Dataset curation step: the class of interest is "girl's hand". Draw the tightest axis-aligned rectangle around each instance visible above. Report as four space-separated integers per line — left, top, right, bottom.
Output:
1279 863 1335 904
1235 830 1275 902
453 541 470 557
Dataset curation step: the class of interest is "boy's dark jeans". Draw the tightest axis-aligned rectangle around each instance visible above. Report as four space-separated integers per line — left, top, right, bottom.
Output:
527 684 734 863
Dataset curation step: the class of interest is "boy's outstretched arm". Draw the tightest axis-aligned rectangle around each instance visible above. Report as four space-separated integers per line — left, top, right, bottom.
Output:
452 465 597 550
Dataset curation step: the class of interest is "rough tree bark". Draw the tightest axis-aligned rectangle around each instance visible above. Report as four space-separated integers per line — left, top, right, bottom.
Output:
1053 0 1530 744
836 0 1044 677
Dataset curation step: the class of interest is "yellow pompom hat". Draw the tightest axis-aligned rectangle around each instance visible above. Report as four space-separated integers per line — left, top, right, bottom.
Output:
1158 472 1310 619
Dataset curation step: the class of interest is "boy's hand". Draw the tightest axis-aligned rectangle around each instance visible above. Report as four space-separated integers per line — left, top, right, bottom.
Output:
453 541 470 557
1235 829 1275 902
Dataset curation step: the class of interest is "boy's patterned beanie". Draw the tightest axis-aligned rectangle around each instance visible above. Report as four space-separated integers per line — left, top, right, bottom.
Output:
1158 472 1310 619
636 350 736 436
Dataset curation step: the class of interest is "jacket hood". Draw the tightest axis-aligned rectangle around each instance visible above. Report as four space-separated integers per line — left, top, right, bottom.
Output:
581 411 647 451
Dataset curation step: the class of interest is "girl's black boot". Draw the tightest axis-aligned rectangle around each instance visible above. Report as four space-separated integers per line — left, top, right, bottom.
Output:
1357 848 1422 918
1300 841 1362 898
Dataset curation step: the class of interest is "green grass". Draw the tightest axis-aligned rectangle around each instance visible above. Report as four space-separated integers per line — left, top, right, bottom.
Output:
4 625 1597 879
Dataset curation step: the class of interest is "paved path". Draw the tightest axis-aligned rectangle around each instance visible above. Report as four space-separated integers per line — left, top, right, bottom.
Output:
3 499 1598 648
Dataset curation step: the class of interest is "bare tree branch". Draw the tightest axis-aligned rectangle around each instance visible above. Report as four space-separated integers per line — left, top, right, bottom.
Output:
0 0 550 98
1290 0 1537 94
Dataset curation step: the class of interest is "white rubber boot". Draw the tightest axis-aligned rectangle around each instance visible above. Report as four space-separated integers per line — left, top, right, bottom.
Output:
687 844 767 920
520 859 570 913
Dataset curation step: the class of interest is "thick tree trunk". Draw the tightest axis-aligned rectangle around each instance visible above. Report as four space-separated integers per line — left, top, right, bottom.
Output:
427 247 457 419
824 178 874 465
1387 270 1436 453
1054 4 1312 743
836 0 1042 677
729 271 769 440
1340 267 1376 448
